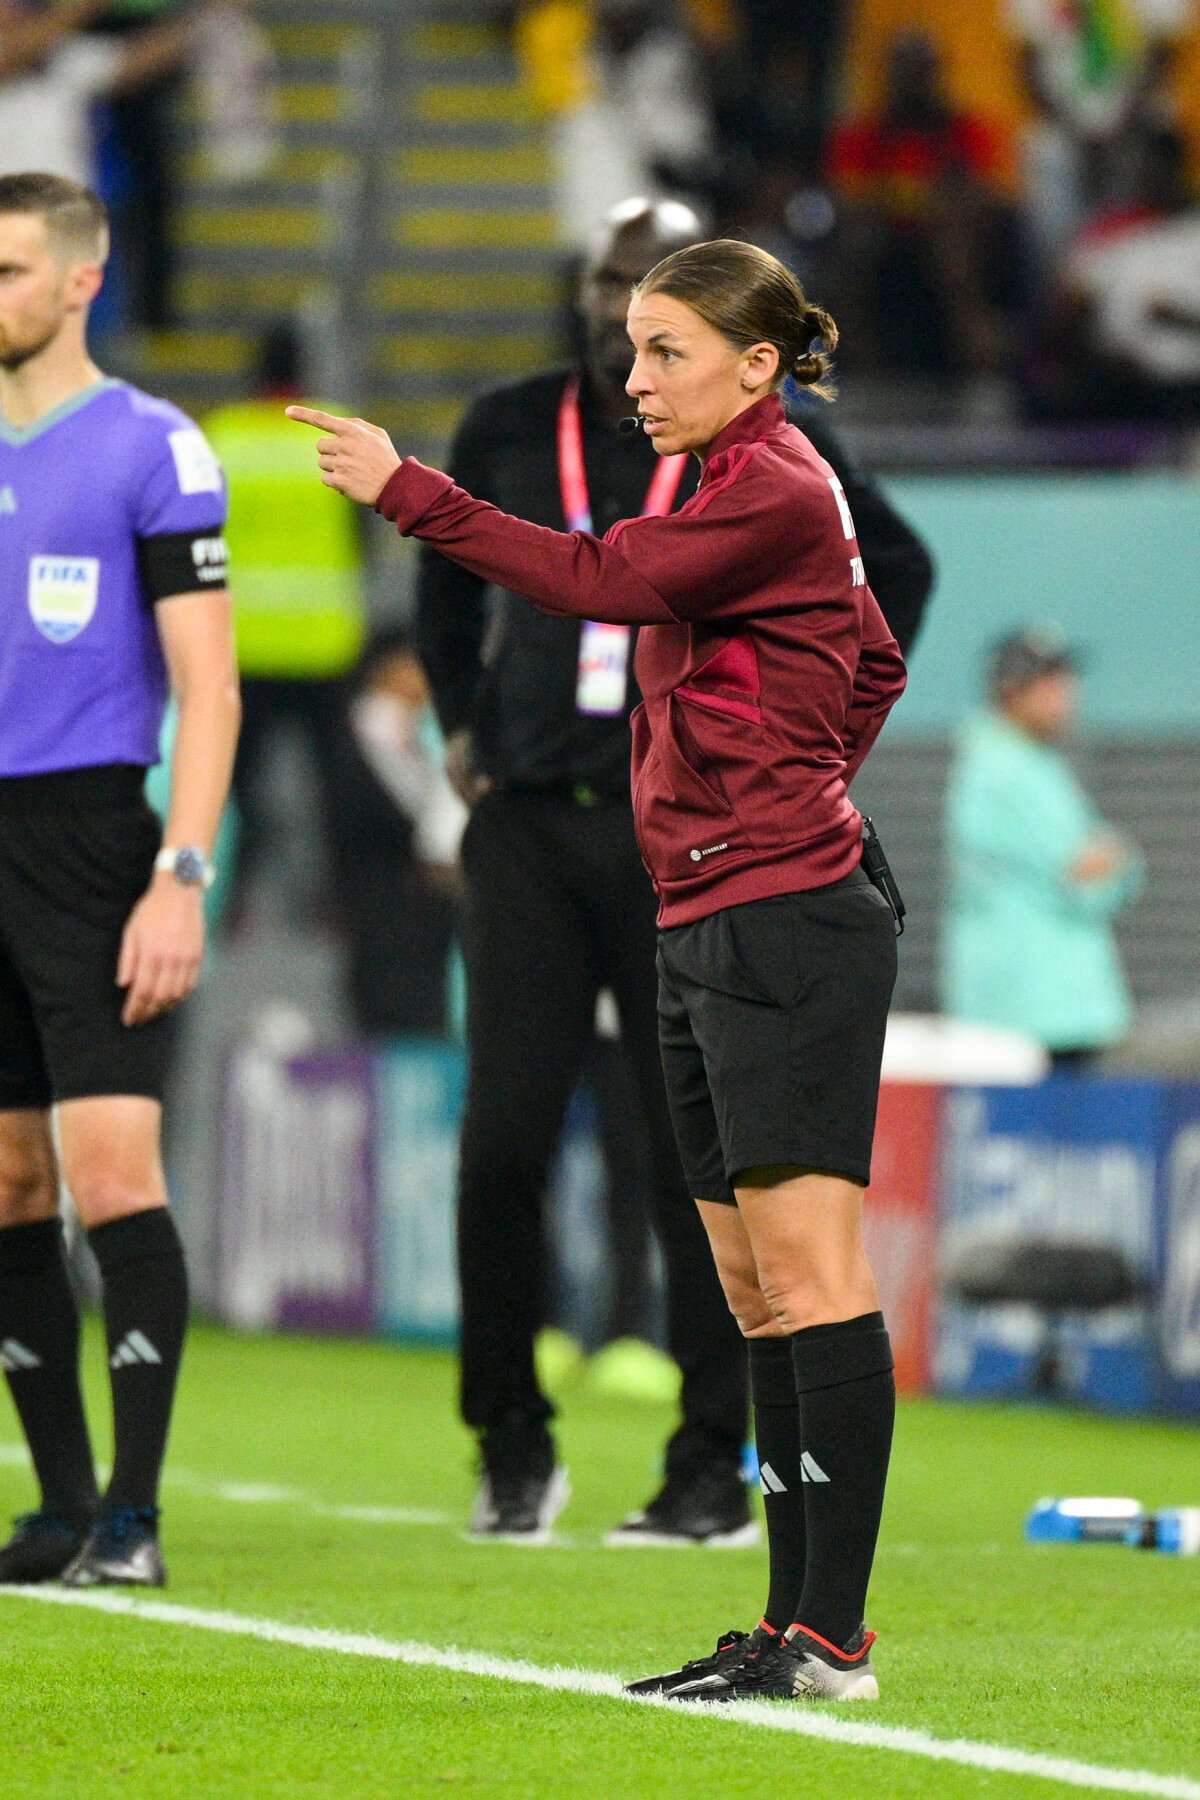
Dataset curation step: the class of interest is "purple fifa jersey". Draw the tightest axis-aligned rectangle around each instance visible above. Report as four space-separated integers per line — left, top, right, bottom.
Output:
0 377 228 777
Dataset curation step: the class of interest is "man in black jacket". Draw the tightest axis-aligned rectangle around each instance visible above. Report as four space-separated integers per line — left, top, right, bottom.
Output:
416 198 934 1544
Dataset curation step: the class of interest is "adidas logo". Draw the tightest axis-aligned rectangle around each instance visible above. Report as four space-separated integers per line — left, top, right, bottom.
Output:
110 1330 162 1370
0 1338 42 1372
0 486 16 515
759 1453 830 1494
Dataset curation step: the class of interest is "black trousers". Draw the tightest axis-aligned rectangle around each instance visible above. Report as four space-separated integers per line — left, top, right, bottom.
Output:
589 1035 658 1343
457 789 748 1472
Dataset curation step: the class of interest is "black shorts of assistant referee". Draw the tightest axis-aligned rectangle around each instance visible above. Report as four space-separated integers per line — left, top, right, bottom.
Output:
657 868 898 1203
0 765 168 1109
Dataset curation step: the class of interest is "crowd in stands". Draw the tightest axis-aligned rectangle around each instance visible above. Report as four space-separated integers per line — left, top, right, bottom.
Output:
513 0 1200 424
4 0 1195 419
0 0 275 331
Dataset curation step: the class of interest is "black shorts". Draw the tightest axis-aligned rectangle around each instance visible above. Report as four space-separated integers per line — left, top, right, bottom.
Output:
657 869 898 1202
0 765 168 1110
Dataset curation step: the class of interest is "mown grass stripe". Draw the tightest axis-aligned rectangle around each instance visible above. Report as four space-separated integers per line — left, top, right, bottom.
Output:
4 1588 1199 1800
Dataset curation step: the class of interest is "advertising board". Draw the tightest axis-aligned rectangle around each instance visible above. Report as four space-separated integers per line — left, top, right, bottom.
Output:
216 1045 376 1333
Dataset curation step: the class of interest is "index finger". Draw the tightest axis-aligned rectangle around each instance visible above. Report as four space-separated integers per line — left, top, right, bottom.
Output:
285 405 350 432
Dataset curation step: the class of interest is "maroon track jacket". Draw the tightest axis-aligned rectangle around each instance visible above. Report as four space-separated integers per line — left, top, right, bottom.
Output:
377 392 907 927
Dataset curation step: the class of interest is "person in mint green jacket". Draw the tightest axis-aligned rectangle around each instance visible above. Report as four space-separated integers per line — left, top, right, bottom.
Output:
943 629 1144 1068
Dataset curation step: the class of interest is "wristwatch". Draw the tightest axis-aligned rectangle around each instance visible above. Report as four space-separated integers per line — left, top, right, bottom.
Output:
154 846 216 889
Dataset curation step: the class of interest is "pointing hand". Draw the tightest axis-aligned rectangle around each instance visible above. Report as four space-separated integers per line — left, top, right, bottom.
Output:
285 406 402 504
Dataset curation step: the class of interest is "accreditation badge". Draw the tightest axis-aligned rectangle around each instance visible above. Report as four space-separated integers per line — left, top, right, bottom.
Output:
27 556 100 644
576 620 630 717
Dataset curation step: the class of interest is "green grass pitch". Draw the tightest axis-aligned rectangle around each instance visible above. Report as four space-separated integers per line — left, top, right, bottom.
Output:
2 1319 1198 1799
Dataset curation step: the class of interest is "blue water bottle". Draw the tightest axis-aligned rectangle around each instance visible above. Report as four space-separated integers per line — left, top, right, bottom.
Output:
1025 1497 1146 1545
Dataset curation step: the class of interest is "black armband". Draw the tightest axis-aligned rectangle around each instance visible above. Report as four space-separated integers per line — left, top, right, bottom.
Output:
137 529 229 601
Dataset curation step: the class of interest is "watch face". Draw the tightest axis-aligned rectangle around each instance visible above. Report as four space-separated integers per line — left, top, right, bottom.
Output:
173 848 206 886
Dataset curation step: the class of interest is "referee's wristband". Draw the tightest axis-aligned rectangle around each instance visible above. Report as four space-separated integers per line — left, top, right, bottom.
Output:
154 846 216 889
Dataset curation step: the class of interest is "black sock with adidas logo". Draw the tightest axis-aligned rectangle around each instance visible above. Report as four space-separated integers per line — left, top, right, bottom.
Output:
791 1311 895 1650
89 1208 188 1513
0 1219 98 1528
748 1336 806 1632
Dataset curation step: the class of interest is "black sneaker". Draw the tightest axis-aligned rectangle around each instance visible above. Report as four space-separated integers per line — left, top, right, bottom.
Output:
669 1623 879 1703
60 1506 166 1588
0 1511 88 1584
469 1425 570 1544
606 1464 759 1548
624 1622 780 1696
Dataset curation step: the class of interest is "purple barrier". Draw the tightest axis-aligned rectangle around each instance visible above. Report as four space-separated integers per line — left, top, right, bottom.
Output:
216 1043 376 1334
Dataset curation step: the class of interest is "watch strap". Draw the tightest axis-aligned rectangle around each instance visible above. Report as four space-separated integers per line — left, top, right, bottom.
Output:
154 846 216 889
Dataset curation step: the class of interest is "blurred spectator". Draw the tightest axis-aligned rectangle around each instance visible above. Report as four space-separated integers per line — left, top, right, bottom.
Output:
340 635 463 1036
826 30 1024 389
1030 126 1200 420
0 0 185 191
736 0 847 183
512 0 592 116
1008 0 1190 282
943 629 1144 1070
203 324 367 929
191 0 278 186
517 0 714 245
349 641 466 881
91 0 200 328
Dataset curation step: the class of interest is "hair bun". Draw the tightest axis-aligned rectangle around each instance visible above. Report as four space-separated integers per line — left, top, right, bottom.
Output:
789 301 838 397
802 304 838 355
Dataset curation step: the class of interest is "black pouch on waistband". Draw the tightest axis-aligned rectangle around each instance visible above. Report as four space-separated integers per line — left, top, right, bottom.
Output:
860 814 906 937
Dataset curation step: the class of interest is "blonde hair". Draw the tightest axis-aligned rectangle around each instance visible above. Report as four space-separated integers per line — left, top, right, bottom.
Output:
0 172 109 265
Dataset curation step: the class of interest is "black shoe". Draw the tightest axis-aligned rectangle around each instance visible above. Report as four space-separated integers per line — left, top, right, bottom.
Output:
60 1506 166 1588
669 1623 879 1703
606 1463 759 1548
624 1623 779 1696
0 1511 88 1584
469 1425 570 1544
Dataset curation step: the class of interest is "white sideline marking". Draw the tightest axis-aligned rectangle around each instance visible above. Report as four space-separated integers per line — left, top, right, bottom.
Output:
0 1444 455 1530
3 1588 1200 1800
320 1502 452 1527
170 1472 452 1528
0 1446 1071 1559
0 1442 987 1553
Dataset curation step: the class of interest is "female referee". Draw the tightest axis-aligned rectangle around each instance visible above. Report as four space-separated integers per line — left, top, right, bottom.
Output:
289 239 907 1704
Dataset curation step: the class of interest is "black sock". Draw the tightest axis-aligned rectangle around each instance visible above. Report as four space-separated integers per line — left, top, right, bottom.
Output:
791 1311 895 1649
748 1336 806 1632
0 1219 98 1526
89 1209 188 1513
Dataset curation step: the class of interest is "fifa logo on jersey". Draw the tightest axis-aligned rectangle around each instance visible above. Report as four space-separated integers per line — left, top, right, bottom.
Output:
0 485 15 514
27 555 100 643
190 535 229 583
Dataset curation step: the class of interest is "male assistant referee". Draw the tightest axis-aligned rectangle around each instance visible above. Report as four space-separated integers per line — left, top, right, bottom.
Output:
0 174 239 1587
416 198 934 1542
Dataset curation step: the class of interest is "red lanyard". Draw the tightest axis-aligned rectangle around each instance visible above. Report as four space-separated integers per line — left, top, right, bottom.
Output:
556 374 686 533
